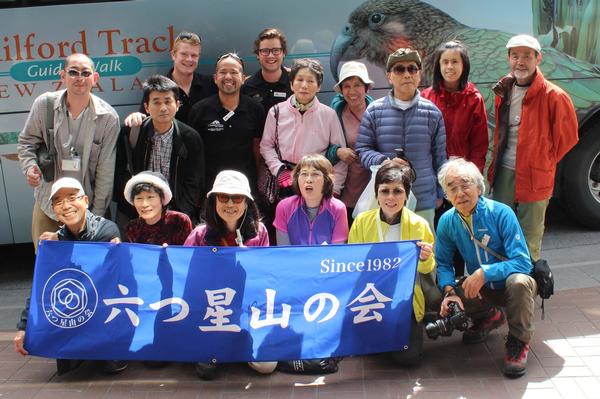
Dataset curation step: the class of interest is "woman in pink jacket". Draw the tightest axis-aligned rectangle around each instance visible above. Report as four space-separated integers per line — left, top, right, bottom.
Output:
260 58 348 197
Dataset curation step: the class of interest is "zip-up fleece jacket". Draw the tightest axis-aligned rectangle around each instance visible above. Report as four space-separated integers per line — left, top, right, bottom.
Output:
260 96 348 194
355 91 447 211
436 196 532 291
114 118 205 225
488 69 578 202
273 195 348 245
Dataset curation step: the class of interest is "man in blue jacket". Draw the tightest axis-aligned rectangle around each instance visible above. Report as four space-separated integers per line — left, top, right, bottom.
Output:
356 48 446 229
435 158 536 378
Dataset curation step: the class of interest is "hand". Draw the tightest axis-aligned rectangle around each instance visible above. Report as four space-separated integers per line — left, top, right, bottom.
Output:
13 331 28 356
26 165 42 187
124 112 146 127
336 147 358 165
39 231 58 241
277 168 292 188
440 296 464 318
416 241 432 261
110 237 121 244
462 268 485 299
390 157 409 167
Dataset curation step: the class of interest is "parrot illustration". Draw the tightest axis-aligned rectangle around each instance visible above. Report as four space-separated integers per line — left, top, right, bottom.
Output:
330 0 600 121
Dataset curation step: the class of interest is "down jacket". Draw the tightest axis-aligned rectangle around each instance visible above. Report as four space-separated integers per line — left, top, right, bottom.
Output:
355 91 447 211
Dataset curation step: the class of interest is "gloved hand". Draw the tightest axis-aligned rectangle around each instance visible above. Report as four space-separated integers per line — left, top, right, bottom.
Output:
277 168 292 188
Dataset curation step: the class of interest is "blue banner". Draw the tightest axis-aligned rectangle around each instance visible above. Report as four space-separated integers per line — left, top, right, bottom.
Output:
25 240 419 362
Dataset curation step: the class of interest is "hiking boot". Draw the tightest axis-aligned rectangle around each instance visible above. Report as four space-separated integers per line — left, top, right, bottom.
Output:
503 334 529 377
103 360 128 374
462 307 505 344
195 362 217 380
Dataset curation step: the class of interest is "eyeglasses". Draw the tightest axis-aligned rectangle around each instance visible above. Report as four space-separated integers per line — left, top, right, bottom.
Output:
51 194 84 207
257 47 283 56
216 193 245 204
298 171 324 180
216 52 245 70
447 181 475 197
66 69 93 78
378 188 405 196
391 65 420 75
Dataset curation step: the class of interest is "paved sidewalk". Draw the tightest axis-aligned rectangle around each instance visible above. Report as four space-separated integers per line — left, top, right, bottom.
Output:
2 286 600 398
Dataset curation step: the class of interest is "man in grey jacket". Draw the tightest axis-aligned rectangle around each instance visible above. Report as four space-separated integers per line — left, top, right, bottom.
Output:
356 48 446 229
17 53 120 250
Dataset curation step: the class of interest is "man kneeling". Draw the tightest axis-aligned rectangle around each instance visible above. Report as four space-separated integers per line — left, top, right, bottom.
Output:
14 177 126 375
435 158 536 377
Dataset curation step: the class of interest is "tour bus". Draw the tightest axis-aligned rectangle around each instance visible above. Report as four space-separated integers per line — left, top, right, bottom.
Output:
1 0 599 244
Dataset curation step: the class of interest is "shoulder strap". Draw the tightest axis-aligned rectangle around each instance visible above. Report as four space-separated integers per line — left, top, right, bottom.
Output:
45 95 56 156
458 214 508 261
273 104 282 161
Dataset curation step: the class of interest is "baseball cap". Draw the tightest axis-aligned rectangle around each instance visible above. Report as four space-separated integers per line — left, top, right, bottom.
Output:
506 34 541 53
49 177 84 201
386 48 422 71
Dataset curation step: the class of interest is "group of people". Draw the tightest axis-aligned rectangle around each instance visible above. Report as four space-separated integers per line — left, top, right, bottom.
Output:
14 25 579 380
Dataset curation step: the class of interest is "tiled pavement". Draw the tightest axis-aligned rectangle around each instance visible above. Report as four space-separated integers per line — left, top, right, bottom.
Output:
2 286 600 398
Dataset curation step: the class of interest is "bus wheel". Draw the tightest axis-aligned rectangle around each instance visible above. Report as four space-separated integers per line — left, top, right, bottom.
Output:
561 120 600 229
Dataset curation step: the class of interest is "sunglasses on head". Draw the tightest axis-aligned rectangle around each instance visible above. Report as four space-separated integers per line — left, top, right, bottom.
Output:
66 69 93 78
175 32 201 42
391 64 420 75
216 193 245 204
216 52 245 70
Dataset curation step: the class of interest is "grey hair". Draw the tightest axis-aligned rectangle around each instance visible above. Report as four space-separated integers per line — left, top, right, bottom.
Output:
437 158 485 195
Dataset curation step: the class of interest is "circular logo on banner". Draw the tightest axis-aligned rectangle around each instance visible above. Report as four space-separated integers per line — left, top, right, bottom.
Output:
42 268 98 329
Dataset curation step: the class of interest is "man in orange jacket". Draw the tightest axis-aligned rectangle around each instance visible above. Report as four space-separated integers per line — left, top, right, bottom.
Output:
488 34 578 262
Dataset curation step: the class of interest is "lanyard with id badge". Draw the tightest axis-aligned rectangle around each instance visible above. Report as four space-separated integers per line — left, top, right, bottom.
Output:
61 116 82 172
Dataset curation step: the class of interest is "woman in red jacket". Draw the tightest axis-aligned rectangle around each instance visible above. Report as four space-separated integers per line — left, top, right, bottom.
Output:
421 41 488 173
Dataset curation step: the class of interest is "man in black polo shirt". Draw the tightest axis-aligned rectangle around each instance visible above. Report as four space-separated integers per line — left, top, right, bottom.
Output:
189 53 265 193
242 28 292 115
125 31 217 126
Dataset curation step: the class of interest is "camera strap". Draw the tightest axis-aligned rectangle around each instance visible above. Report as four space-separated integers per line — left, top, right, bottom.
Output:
458 214 508 261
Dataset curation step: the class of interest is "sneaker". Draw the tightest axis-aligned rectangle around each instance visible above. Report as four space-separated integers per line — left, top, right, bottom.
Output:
195 362 217 380
462 307 505 344
503 334 529 377
103 360 128 374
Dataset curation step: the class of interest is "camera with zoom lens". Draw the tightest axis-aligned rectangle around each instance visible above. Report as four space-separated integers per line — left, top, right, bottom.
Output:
425 301 470 339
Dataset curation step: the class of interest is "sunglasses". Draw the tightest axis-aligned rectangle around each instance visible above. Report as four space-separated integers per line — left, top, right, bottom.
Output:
216 193 245 204
391 65 420 75
66 69 93 78
175 32 201 42
257 47 283 56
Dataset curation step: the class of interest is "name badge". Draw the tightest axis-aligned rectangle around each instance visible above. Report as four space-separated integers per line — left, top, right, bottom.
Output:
273 91 287 98
223 110 235 122
62 157 81 172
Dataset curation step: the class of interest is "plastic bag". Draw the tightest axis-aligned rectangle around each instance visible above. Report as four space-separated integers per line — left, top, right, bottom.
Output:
353 165 416 219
